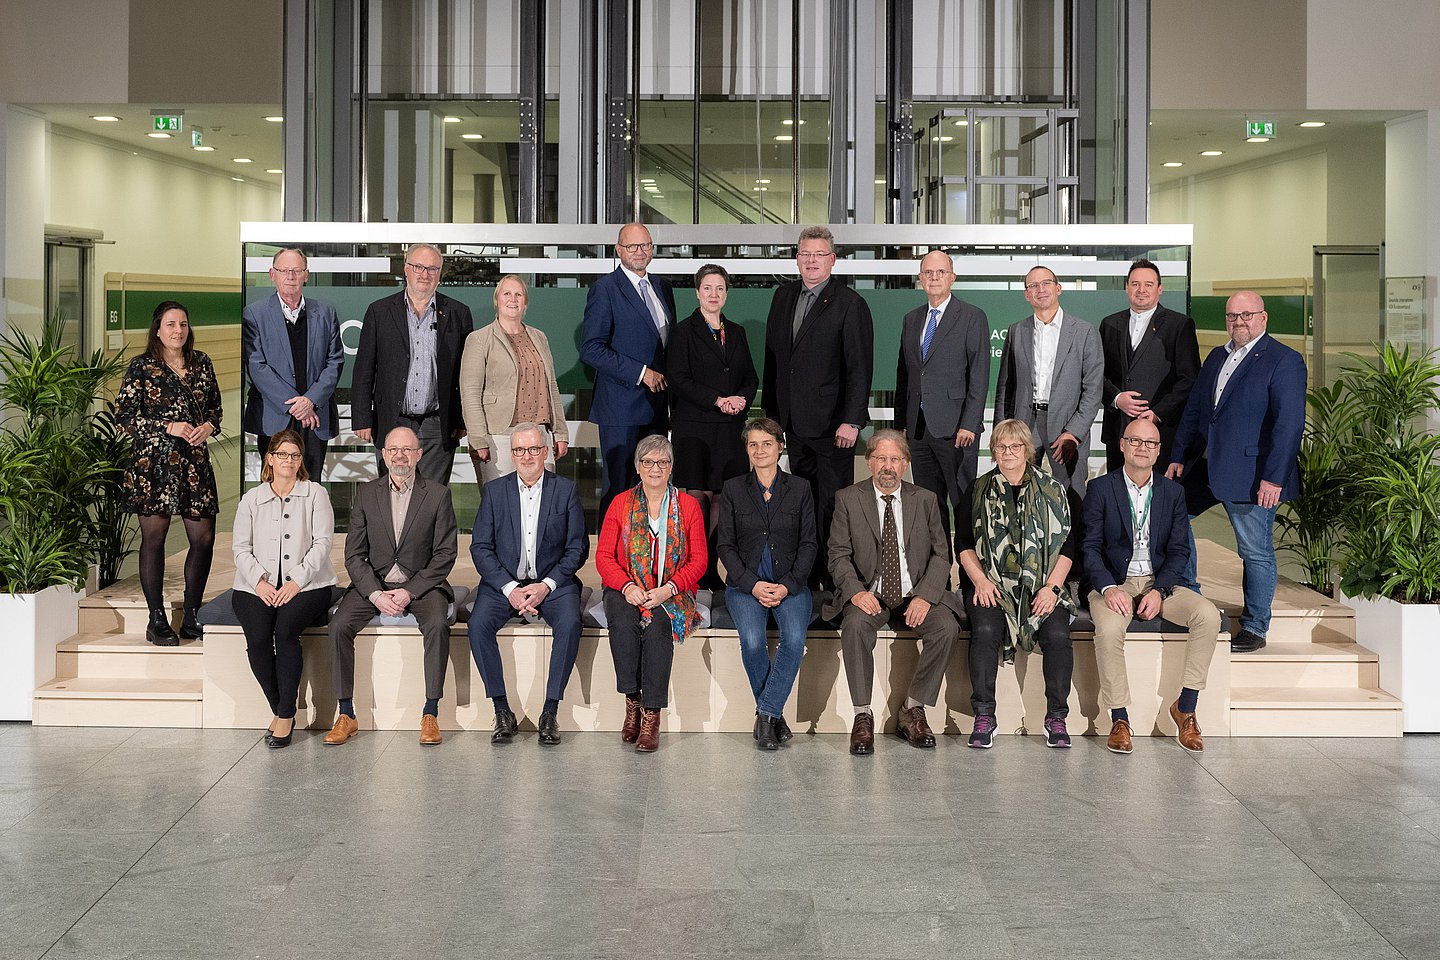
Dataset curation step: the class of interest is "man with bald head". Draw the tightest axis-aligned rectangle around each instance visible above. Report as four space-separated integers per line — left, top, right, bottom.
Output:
581 222 677 520
894 249 990 545
324 426 459 747
1167 291 1306 654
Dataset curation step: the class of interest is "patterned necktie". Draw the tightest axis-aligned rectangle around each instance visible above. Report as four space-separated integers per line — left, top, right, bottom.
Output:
921 307 940 361
639 278 667 345
879 494 902 608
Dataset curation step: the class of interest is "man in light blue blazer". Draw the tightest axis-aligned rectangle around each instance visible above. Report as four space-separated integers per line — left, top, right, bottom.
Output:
468 423 589 746
1167 291 1307 653
242 247 345 481
580 222 676 521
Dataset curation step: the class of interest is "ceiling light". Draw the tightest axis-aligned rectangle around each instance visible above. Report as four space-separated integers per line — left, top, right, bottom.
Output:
755 179 771 184
193 145 215 152
780 119 806 126
930 135 953 142
443 116 462 123
874 178 885 184
264 116 284 123
461 133 484 140
640 178 656 184
91 115 120 122
266 168 283 174
147 132 171 139
1246 136 1271 143
233 157 253 163
1162 161 1184 168
752 187 768 192
774 134 793 142
231 177 244 182
1199 150 1224 157
953 119 969 127
1298 120 1327 128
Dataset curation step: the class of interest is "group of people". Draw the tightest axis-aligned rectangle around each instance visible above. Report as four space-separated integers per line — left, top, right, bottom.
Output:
112 224 1305 754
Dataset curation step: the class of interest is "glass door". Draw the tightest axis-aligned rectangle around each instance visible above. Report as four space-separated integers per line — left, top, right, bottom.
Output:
44 240 89 352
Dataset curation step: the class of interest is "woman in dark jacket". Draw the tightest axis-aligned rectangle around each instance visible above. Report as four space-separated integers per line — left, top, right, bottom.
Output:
668 263 758 587
716 418 815 750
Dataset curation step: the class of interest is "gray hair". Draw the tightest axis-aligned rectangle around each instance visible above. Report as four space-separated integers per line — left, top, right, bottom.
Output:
406 242 444 265
271 247 306 266
866 428 910 460
509 421 548 444
634 434 673 467
797 225 835 253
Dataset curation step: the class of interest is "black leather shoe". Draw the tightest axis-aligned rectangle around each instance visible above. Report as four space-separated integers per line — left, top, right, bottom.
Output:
491 707 518 744
1231 629 1267 653
755 715 780 751
146 610 180 647
752 714 763 741
537 712 561 746
267 731 293 749
775 716 793 744
179 607 203 641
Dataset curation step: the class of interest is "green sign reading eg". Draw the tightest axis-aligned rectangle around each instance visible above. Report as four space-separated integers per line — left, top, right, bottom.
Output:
152 115 182 132
1245 120 1277 138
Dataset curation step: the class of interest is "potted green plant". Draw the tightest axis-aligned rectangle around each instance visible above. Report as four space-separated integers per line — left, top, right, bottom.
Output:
0 315 131 720
1329 342 1440 732
1276 382 1353 594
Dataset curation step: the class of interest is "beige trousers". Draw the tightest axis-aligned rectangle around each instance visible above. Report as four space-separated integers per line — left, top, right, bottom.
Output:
1088 576 1221 710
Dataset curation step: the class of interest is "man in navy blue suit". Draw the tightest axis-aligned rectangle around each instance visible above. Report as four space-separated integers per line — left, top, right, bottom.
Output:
580 222 676 521
1085 419 1221 755
468 423 589 746
1166 291 1306 653
242 247 345 481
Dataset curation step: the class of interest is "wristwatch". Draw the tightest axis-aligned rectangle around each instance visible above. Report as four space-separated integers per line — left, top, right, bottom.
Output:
1049 584 1062 597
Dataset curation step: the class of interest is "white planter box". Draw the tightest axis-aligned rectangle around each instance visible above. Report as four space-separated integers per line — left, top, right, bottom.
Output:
0 585 82 722
1341 588 1440 733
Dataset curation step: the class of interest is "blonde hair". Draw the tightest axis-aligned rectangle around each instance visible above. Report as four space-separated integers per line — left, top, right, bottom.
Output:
989 419 1035 461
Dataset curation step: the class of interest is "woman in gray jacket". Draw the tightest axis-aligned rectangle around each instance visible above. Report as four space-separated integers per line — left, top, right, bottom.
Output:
232 429 338 747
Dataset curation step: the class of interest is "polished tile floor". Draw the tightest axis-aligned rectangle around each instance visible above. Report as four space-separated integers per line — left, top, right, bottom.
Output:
4 725 1439 960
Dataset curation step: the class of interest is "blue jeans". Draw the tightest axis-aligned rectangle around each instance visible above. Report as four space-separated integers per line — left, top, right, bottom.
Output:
726 586 811 717
1182 501 1278 638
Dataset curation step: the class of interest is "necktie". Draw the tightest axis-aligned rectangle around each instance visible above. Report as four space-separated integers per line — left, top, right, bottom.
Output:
879 494 902 609
921 307 940 361
792 290 813 342
639 278 667 345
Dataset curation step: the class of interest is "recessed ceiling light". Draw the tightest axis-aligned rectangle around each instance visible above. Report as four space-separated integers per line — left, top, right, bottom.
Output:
1246 136 1271 143
953 119 969 127
774 134 793 142
930 135 954 142
1298 120 1327 128
266 168 283 174
780 119 806 126
1199 150 1224 157
264 116 284 123
443 116 462 123
147 132 171 139
91 115 120 122
755 179 771 184
193 145 215 152
752 187 768 192
874 178 885 184
1162 161 1184 168
231 177 245 182
460 133 484 140
233 157 253 163
640 178 656 184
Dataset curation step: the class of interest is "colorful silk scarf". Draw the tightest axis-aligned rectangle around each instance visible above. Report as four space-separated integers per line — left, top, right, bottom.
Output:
624 483 701 644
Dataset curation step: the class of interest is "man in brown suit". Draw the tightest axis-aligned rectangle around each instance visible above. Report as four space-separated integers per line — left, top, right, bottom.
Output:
826 429 961 755
323 426 459 747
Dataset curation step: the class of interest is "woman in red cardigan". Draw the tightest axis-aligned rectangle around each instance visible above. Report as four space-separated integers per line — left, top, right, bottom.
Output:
597 434 707 752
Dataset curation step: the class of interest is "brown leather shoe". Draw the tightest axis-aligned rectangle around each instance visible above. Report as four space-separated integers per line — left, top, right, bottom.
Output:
849 712 875 756
419 713 443 746
621 696 643 744
895 705 936 748
1169 700 1203 753
635 708 661 752
1107 718 1134 754
323 714 358 746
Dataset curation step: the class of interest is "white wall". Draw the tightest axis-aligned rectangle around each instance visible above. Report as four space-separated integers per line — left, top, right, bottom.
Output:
2 106 49 337
1307 0 1440 110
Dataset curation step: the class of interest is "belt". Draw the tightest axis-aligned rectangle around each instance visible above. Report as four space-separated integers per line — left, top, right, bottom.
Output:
1031 401 1049 411
401 409 440 419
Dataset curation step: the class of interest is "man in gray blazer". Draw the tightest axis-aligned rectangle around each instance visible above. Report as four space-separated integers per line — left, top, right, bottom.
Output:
242 247 345 481
323 427 459 747
825 430 961 756
994 265 1104 500
894 249 990 545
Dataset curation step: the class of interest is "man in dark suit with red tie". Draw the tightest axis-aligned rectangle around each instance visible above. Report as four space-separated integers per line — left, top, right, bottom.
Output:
763 225 874 588
581 222 676 521
1099 258 1201 469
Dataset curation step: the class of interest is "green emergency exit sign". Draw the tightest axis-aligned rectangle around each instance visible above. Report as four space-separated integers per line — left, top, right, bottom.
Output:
152 115 182 132
1246 120 1277 138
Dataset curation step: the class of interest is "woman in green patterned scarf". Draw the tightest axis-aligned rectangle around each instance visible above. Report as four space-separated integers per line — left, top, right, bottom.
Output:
955 419 1077 749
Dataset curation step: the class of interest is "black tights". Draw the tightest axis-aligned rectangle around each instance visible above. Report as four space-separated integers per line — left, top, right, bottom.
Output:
137 514 216 612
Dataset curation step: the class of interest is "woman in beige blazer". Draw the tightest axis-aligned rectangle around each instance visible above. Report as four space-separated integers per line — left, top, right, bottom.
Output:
460 274 570 484
231 430 338 747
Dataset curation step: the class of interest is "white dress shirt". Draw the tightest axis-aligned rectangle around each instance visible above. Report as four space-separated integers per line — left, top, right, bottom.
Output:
1123 470 1154 578
869 484 914 599
1214 332 1265 405
279 294 307 324
1032 309 1065 403
1128 306 1156 350
503 472 558 597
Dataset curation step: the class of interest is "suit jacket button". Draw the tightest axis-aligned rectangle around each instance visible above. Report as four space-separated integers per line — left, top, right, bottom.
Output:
284 533 290 539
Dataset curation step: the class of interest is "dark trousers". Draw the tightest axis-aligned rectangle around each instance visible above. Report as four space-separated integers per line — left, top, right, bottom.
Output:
840 596 959 707
233 586 333 719
256 424 328 483
328 586 451 702
910 410 980 547
375 412 453 486
603 586 675 710
598 423 649 522
965 595 1073 718
468 582 583 704
787 432 856 588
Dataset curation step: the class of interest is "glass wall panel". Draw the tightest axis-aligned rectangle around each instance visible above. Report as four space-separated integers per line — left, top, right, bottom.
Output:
912 0 1066 100
366 0 563 97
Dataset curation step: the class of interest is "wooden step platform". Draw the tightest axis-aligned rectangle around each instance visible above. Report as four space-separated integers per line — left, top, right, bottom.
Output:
1230 686 1404 737
32 677 203 728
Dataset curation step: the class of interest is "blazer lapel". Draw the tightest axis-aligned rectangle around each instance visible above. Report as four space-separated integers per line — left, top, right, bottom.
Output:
899 485 924 575
792 279 835 347
373 479 399 556
1213 336 1268 415
922 300 963 365
1111 474 1134 539
620 269 663 344
1013 320 1036 398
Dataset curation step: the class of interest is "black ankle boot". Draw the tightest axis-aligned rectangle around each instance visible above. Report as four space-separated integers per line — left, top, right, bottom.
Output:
146 609 180 646
179 606 203 641
755 715 780 752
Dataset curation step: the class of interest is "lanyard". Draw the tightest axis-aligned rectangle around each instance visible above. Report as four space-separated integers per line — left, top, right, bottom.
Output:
1128 480 1152 542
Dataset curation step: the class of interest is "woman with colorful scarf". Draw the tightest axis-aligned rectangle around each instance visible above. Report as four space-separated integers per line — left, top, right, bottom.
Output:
597 434 707 752
955 419 1077 750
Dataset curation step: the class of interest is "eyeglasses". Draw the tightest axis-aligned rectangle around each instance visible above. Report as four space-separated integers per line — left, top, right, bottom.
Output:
271 267 306 277
994 442 1028 455
617 242 653 253
639 458 671 470
405 262 442 276
512 445 547 458
1223 311 1264 323
383 446 421 456
868 455 907 466
919 270 953 280
269 451 303 461
1121 437 1162 451
1024 279 1058 292
797 251 834 261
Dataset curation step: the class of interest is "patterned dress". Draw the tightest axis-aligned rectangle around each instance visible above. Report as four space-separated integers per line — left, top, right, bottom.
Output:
115 353 222 517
